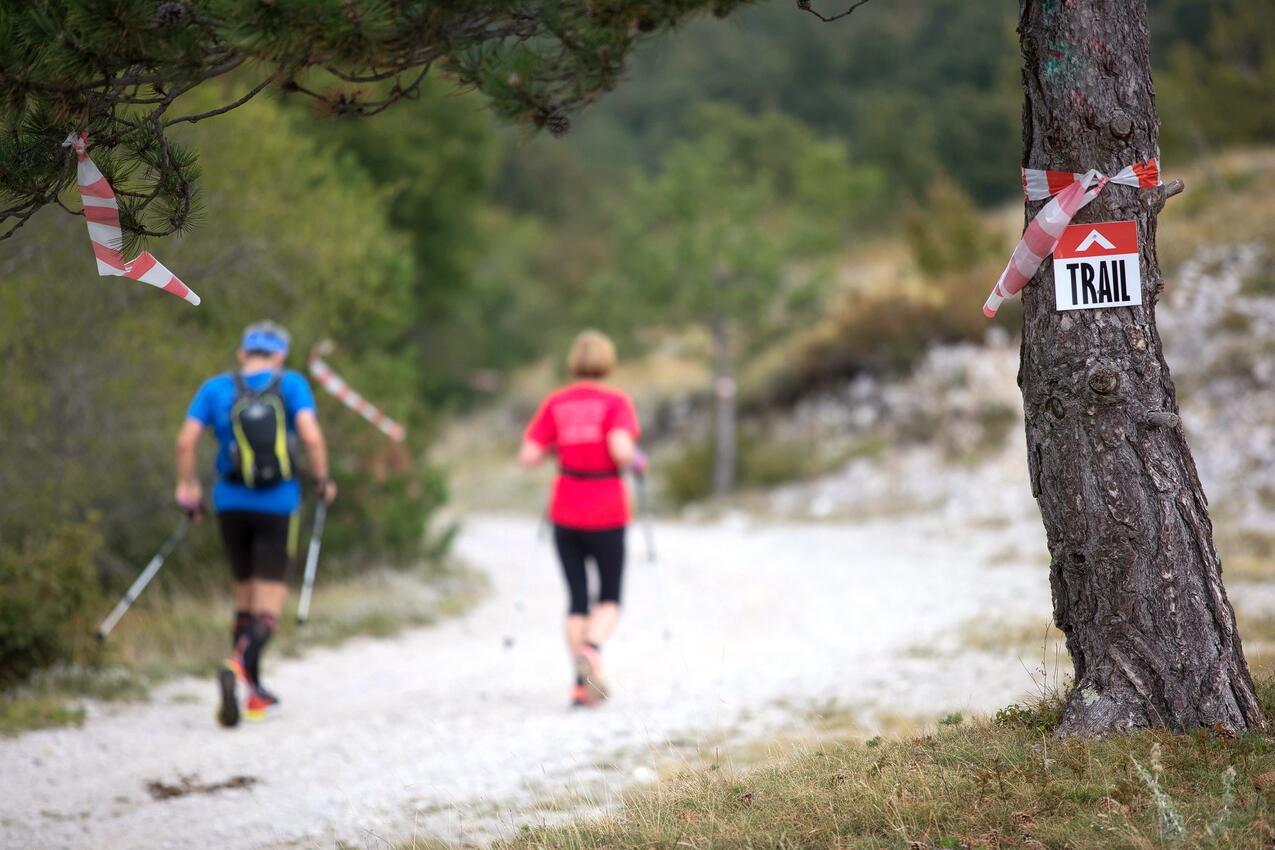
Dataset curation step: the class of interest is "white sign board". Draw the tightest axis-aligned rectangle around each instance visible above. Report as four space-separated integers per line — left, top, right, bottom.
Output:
1052 220 1141 311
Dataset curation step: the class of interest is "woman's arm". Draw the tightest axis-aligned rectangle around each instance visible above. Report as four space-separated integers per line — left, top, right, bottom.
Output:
519 438 549 469
606 429 637 470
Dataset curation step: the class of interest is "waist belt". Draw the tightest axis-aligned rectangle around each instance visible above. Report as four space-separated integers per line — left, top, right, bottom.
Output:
558 466 620 480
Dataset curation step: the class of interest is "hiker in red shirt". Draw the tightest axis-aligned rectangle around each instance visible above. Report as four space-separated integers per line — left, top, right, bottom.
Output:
520 330 646 707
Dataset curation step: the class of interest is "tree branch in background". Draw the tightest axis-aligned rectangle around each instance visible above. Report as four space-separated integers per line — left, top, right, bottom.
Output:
795 0 875 23
165 73 278 127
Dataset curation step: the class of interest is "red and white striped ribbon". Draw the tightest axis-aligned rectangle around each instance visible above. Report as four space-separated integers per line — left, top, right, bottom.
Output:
62 133 200 306
1021 159 1161 201
984 159 1162 318
309 341 406 443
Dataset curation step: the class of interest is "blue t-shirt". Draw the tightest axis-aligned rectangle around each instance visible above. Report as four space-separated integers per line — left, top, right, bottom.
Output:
186 369 316 515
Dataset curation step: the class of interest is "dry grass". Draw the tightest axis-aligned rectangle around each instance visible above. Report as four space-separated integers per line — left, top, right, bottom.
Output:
103 561 483 678
0 563 483 736
1158 149 1275 274
496 682 1275 850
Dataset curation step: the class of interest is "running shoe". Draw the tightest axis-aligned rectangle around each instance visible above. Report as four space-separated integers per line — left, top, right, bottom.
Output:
574 646 609 703
244 683 281 721
570 683 594 708
216 663 240 728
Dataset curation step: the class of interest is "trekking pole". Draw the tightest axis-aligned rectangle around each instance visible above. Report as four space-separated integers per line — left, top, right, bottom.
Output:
503 514 548 651
295 498 328 626
634 474 673 642
96 513 194 642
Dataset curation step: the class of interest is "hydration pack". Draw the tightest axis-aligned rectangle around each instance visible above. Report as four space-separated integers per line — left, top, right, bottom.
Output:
226 371 294 488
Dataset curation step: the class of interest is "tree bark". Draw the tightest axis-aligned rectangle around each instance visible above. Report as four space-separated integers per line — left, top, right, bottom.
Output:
710 315 737 496
1018 0 1264 735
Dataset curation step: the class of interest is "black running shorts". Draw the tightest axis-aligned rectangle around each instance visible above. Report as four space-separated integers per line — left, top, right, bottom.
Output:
218 511 298 583
553 524 626 616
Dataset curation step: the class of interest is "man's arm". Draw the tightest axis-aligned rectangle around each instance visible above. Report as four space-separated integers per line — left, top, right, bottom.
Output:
296 410 337 503
175 418 204 514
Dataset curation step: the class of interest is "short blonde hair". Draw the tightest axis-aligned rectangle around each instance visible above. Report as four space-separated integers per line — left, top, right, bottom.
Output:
567 330 616 379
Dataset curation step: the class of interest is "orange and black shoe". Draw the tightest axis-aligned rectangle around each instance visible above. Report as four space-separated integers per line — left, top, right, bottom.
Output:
216 662 240 728
570 683 595 709
574 645 609 704
244 684 280 721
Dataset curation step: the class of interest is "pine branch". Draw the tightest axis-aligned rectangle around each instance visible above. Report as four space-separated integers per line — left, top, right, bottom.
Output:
0 0 761 244
796 0 875 23
165 73 278 127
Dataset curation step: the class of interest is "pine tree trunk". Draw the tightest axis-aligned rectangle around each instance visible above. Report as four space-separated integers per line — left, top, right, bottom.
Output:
1018 0 1264 735
710 315 737 496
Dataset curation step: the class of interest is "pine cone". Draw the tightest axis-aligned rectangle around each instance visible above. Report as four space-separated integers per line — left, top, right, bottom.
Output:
545 112 571 138
156 1 187 27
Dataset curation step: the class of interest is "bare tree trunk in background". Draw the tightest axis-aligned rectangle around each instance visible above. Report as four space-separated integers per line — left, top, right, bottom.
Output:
1018 0 1264 735
710 315 737 496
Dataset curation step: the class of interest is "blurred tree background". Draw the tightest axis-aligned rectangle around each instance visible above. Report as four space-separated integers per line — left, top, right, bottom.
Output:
1 0 1271 684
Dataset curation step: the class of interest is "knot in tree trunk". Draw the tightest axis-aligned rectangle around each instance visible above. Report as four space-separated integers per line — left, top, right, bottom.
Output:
1087 369 1118 395
1108 115 1133 140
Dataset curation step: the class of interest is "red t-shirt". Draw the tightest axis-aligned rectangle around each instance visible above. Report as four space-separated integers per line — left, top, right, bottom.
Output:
524 382 641 529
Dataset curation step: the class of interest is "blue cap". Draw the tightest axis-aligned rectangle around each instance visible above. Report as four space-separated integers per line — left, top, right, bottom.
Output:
242 321 291 355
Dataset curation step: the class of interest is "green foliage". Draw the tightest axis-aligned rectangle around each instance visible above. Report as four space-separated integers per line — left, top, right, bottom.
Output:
1158 1 1275 161
0 85 455 683
0 0 756 242
662 438 717 506
601 103 875 359
0 518 102 687
994 693 1067 734
299 78 504 404
905 179 1003 276
543 0 1021 206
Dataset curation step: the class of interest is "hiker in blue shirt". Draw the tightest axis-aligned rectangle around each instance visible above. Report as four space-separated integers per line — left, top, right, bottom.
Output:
175 321 338 726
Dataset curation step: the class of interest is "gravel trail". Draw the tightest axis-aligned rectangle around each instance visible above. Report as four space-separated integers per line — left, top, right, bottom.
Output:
1 511 1054 850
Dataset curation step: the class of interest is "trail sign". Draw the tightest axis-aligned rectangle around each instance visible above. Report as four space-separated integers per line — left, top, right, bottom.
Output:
1052 220 1141 311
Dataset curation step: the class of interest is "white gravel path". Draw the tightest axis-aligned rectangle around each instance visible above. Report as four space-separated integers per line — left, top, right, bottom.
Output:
1 510 1056 850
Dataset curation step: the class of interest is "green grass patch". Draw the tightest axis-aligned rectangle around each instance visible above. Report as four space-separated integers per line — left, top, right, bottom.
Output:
0 692 86 737
497 683 1275 850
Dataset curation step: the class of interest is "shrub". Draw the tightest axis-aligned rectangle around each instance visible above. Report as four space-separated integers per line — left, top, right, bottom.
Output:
0 519 103 687
660 430 826 505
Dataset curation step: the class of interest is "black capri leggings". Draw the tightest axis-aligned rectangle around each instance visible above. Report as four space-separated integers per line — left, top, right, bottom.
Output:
553 524 626 616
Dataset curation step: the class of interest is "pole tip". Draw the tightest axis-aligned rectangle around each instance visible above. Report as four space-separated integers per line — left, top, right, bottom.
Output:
296 616 307 627
503 636 515 650
95 631 106 644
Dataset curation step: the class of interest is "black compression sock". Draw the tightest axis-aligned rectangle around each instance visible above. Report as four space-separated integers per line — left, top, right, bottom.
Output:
243 613 278 688
233 610 252 652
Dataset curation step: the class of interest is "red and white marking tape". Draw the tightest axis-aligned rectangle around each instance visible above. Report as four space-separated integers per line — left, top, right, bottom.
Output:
309 341 406 443
62 133 200 306
983 159 1162 317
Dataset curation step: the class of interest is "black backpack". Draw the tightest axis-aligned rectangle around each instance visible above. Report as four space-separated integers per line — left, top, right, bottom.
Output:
226 371 295 488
